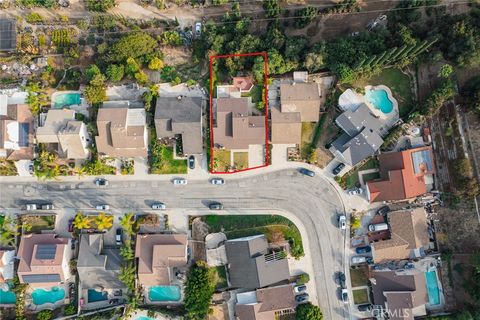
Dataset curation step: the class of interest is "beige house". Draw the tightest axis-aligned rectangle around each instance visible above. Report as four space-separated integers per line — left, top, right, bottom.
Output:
135 234 188 287
270 106 301 145
372 208 430 263
95 104 148 158
36 109 90 159
17 234 72 288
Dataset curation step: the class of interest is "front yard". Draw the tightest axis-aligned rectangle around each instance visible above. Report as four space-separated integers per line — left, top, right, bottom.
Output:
352 288 370 304
233 152 248 170
22 215 56 233
350 266 369 287
150 141 187 174
0 159 18 176
202 215 304 259
213 149 231 172
336 157 380 189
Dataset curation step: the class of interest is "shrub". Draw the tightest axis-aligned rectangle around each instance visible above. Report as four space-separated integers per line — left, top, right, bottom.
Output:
25 12 44 24
85 0 116 12
184 262 216 320
296 273 310 285
148 57 164 71
36 310 53 320
106 64 125 82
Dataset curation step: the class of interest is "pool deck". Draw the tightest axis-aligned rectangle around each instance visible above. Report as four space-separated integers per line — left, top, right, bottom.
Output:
412 256 445 310
364 85 400 130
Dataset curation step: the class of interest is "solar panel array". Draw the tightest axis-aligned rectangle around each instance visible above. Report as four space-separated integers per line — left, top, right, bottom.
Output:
36 244 57 260
19 123 29 147
22 274 61 283
412 149 433 174
0 19 16 51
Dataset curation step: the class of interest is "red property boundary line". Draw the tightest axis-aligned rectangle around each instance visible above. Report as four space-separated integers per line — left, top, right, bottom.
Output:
209 51 269 174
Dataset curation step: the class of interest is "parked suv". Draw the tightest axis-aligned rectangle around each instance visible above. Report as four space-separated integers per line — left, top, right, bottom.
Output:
376 205 390 216
368 223 388 232
332 163 345 176
116 228 123 246
299 168 315 177
209 202 223 210
188 156 195 170
338 215 346 229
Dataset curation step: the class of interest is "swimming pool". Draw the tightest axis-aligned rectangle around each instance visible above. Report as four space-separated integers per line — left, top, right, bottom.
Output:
32 287 65 305
0 289 16 304
149 286 181 301
136 317 155 320
365 89 394 114
53 93 81 109
425 270 441 305
87 289 108 303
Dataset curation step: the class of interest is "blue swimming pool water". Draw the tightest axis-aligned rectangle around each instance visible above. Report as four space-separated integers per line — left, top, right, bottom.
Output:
32 287 65 305
136 317 155 320
54 93 81 109
149 286 181 301
365 89 394 114
87 289 108 303
425 270 441 305
0 289 16 304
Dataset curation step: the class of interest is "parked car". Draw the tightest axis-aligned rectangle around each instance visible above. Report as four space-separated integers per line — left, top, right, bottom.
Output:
376 205 390 216
357 303 372 312
348 187 363 196
295 293 309 303
341 289 348 303
337 272 346 288
41 204 54 210
172 178 187 185
195 22 202 37
338 214 346 229
209 202 223 210
94 178 109 186
151 202 166 210
299 168 315 177
332 163 345 175
95 204 110 210
25 204 37 210
188 156 195 169
68 219 74 232
116 228 123 246
368 223 389 232
355 246 372 254
351 256 367 264
28 163 34 174
294 285 307 294
210 177 225 185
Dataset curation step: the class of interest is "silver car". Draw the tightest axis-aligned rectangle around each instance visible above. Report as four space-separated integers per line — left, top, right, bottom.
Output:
95 204 110 210
172 178 187 185
151 202 166 210
210 178 225 185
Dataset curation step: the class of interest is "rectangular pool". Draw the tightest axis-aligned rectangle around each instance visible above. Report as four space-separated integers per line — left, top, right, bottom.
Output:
149 286 181 301
87 289 108 303
425 270 440 305
53 93 81 109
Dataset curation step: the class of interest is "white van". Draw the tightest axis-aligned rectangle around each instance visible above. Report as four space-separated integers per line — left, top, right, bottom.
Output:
368 223 389 232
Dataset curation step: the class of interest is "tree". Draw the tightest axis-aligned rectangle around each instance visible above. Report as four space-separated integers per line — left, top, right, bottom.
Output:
304 52 325 73
120 243 135 260
335 64 356 83
159 31 183 46
85 64 102 82
184 261 216 320
89 73 106 87
296 303 323 320
125 57 140 77
134 71 148 84
296 273 310 285
263 0 281 18
85 0 116 12
438 64 453 78
106 64 125 82
422 79 456 116
107 32 158 63
295 7 318 28
95 213 113 230
84 84 106 105
0 216 18 246
120 213 136 235
25 82 47 115
73 211 90 230
36 310 53 320
148 57 164 71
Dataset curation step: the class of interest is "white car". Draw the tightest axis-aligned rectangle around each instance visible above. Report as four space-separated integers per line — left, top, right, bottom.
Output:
95 204 110 210
195 22 202 37
210 178 225 185
351 256 367 264
338 215 347 229
151 202 166 210
26 204 38 210
172 178 187 185
348 188 363 196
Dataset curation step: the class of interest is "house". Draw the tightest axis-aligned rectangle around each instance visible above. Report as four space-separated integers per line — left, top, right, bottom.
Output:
225 235 290 289
154 96 203 155
0 17 16 52
371 208 430 263
36 109 90 159
77 234 125 306
135 234 188 288
371 269 428 320
0 95 34 160
95 103 148 158
213 97 265 150
0 249 15 283
235 284 296 320
366 146 435 203
330 103 384 166
279 82 321 122
270 106 302 145
217 76 254 98
17 234 72 288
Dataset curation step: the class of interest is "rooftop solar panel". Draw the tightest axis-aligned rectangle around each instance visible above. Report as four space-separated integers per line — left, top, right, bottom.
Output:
19 123 29 147
411 149 433 174
22 274 61 283
36 244 56 260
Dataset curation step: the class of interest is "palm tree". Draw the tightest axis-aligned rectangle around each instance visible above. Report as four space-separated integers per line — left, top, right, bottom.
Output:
0 217 17 246
120 243 134 261
73 211 90 230
95 213 113 231
120 212 136 235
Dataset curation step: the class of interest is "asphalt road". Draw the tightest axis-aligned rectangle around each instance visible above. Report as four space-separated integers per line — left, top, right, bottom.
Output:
0 169 348 319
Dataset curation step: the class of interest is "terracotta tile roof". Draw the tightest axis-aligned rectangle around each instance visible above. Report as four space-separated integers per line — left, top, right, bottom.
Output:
233 77 254 92
367 146 435 203
372 208 429 263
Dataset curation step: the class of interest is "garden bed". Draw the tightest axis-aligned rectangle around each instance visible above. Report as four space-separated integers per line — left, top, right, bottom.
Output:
350 266 369 287
150 142 187 174
22 215 56 233
352 288 369 304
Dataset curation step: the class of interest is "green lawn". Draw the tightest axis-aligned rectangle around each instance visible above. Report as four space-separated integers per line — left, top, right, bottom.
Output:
244 85 263 103
350 266 369 287
215 266 228 289
301 122 316 158
341 158 380 189
233 152 248 170
362 171 381 183
352 288 370 304
355 68 414 118
202 215 304 259
150 142 187 174
213 149 231 172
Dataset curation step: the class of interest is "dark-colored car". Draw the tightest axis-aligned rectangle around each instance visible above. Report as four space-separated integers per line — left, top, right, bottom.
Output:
376 205 390 216
332 163 345 176
116 228 123 246
299 168 315 177
357 303 372 312
295 293 309 303
355 246 372 254
337 272 346 288
294 285 307 294
95 178 108 186
209 202 223 210
68 219 74 232
188 156 195 170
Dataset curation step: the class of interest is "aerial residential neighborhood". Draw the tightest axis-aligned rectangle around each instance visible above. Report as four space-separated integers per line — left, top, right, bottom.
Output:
1 1 480 320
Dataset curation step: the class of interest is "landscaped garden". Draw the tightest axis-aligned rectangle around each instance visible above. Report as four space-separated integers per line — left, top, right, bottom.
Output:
233 152 248 170
0 215 17 246
72 212 113 231
336 157 380 189
149 138 187 174
0 160 18 176
202 215 304 259
212 149 231 172
21 215 56 233
352 288 370 304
